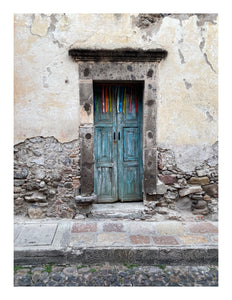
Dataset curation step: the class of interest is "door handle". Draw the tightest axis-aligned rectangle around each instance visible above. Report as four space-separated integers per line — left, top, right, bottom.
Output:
118 132 120 140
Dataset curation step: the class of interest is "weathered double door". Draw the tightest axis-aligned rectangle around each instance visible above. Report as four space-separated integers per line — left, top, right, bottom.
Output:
94 83 143 202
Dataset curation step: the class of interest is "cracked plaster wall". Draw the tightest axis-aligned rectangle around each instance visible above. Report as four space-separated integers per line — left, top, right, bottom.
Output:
14 13 218 172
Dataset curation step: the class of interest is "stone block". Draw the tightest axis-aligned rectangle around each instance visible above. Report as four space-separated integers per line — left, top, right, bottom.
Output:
179 235 209 245
96 233 127 246
202 183 218 197
176 197 192 211
14 167 28 179
187 222 218 234
192 200 207 209
144 148 157 195
203 195 211 201
79 80 93 105
152 236 179 245
179 185 202 197
196 169 208 177
127 222 156 234
156 178 167 194
24 192 47 202
155 222 185 235
188 176 210 185
103 223 124 232
79 126 94 195
14 223 57 246
159 174 177 185
129 235 150 245
72 222 97 233
71 233 96 247
28 206 43 219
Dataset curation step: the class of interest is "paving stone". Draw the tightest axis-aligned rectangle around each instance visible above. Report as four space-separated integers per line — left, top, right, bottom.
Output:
129 235 150 245
103 222 124 232
71 233 96 246
14 224 57 246
155 222 185 235
127 222 156 234
179 235 209 245
72 222 97 233
187 223 218 234
96 233 127 246
152 236 179 245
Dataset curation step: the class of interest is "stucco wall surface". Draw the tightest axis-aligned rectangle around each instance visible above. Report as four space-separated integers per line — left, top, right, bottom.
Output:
14 13 218 172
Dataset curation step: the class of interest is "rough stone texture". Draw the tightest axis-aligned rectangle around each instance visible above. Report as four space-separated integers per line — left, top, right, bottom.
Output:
79 126 94 196
153 145 218 220
179 186 203 197
14 263 219 287
158 174 177 185
28 206 43 219
188 177 210 185
202 184 218 197
14 136 80 218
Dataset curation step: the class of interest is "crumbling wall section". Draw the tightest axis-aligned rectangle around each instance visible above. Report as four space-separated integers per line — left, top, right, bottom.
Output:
14 136 80 218
144 142 218 221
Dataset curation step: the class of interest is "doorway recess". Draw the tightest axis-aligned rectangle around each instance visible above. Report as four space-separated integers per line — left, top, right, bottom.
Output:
68 48 167 205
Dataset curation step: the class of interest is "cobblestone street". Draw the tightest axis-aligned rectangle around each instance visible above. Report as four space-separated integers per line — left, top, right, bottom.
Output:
14 263 218 287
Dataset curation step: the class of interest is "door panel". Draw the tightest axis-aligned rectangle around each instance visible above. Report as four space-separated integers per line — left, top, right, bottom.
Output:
94 83 143 203
123 128 139 161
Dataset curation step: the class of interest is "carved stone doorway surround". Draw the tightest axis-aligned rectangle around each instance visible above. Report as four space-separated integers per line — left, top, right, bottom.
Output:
68 48 167 204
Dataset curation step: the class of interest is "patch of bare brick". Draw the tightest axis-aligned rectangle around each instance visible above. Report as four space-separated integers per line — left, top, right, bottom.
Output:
72 223 97 233
103 223 124 232
187 223 218 234
152 236 179 245
129 235 150 245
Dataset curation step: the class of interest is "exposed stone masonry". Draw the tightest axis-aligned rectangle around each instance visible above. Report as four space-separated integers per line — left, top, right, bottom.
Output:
14 136 218 220
147 143 218 221
14 137 80 219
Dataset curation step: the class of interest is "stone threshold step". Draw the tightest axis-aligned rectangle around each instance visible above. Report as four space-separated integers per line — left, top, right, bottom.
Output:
80 202 146 220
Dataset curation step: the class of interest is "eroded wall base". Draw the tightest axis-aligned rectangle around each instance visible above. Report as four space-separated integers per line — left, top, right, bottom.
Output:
14 136 218 221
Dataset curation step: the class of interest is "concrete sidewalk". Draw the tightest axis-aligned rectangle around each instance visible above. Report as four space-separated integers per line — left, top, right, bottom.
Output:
14 218 218 266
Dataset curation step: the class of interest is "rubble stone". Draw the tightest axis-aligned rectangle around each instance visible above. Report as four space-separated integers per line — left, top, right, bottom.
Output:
179 186 203 197
188 177 210 186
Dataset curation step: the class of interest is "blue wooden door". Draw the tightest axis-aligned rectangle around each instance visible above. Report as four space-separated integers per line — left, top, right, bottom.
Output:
94 83 143 202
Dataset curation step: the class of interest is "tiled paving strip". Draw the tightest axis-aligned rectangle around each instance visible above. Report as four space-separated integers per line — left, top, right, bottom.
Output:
70 220 218 248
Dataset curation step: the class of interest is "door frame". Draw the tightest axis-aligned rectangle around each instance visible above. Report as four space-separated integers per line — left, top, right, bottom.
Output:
69 48 168 204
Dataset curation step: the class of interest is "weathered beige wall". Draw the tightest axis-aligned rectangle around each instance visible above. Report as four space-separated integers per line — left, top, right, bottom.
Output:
14 13 218 171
